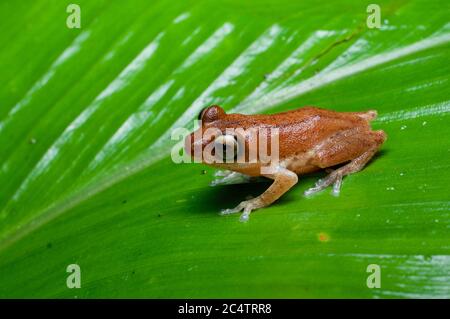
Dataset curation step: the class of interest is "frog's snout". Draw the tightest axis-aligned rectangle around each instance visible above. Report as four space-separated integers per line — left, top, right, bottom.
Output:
184 133 195 158
184 132 205 160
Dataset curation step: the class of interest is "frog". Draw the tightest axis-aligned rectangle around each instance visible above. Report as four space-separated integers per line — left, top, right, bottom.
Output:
184 105 386 222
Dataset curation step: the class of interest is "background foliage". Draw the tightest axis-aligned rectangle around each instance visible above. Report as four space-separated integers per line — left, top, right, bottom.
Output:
0 0 449 297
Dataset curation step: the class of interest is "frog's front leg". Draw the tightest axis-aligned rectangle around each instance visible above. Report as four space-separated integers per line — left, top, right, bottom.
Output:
214 170 232 177
221 167 298 222
210 171 252 186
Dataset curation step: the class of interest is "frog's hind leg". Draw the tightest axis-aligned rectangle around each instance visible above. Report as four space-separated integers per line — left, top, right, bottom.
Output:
352 110 377 121
304 129 386 196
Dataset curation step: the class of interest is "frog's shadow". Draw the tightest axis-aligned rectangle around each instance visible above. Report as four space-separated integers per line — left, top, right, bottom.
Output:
191 149 389 215
190 176 311 215
191 180 271 215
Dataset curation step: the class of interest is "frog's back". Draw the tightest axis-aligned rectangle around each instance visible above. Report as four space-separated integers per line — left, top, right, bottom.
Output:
266 106 375 127
223 106 374 127
278 107 375 156
222 107 373 155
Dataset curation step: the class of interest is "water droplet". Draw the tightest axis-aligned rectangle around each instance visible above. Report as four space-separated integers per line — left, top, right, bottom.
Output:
418 184 428 191
422 121 427 126
386 186 395 191
400 125 407 130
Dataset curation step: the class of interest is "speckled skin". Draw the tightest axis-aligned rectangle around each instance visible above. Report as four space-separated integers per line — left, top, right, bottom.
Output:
185 105 386 222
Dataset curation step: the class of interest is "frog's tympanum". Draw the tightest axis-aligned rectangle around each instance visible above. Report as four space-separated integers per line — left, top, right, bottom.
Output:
185 105 386 222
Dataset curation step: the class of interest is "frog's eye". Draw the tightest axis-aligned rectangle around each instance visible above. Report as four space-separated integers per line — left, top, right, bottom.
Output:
214 134 238 161
198 105 225 122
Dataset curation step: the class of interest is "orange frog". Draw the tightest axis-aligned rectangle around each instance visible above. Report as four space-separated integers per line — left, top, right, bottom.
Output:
185 105 386 222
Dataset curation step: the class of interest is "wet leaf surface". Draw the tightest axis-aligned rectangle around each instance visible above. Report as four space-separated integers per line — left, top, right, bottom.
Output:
0 0 449 297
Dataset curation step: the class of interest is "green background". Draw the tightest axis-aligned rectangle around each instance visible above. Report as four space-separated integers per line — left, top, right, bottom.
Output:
0 0 449 297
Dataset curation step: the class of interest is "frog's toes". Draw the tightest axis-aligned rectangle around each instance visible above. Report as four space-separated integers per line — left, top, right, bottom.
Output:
331 175 343 196
210 172 251 186
239 212 251 222
220 204 243 215
214 170 232 177
304 171 343 196
220 199 263 222
211 170 234 185
210 172 237 186
304 184 323 196
304 177 326 196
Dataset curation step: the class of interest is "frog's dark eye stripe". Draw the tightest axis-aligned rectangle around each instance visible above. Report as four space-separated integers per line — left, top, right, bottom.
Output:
197 107 207 120
214 134 238 162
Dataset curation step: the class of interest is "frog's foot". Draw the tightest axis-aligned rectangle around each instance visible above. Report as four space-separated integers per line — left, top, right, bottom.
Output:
210 171 251 186
214 170 232 177
304 170 343 197
220 198 265 222
304 138 385 197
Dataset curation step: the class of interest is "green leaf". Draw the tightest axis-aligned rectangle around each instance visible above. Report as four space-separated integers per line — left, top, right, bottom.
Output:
0 0 449 298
